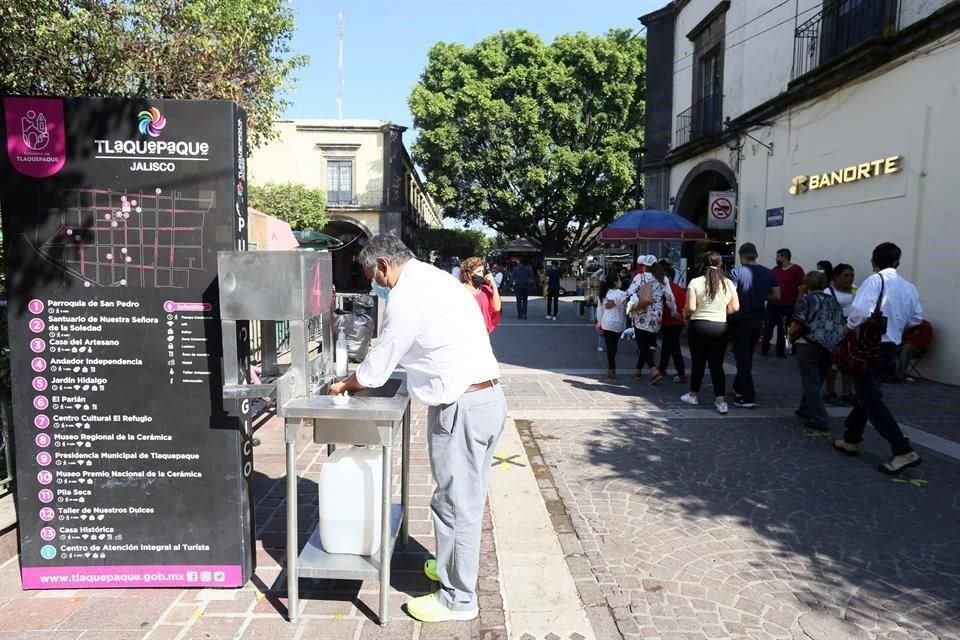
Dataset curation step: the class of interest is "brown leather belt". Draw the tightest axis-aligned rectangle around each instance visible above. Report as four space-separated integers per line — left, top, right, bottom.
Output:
466 379 499 393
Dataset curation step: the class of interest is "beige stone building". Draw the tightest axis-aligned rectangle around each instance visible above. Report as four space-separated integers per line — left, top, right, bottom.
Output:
248 119 442 290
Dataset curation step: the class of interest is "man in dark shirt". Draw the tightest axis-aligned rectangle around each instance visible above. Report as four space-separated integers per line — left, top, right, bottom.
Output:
511 258 533 319
728 243 780 407
763 248 804 357
545 261 561 320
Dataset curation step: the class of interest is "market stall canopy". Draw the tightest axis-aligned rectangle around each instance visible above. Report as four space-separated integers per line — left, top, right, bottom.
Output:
599 209 707 241
500 238 541 253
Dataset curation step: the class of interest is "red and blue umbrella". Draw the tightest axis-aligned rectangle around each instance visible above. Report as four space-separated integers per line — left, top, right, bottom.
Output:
599 209 707 241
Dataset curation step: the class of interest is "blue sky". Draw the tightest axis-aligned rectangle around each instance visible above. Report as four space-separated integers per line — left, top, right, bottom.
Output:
283 0 665 128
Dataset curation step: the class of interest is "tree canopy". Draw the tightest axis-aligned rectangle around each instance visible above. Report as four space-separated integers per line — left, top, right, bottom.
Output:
248 182 328 231
414 228 496 261
0 0 305 147
409 29 645 258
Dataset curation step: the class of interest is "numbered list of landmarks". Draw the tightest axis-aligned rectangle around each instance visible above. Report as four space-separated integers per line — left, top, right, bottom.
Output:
1 98 252 589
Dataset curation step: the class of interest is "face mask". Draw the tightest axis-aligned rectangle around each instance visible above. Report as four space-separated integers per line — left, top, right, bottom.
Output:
776 259 784 267
471 274 486 288
371 281 390 300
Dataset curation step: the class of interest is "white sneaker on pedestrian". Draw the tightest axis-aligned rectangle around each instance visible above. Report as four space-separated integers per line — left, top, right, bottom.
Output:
552 316 557 321
715 401 729 415
879 451 922 474
597 346 604 352
680 393 699 406
545 315 552 320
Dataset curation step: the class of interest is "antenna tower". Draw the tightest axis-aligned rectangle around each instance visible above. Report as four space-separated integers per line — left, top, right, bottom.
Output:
337 10 344 119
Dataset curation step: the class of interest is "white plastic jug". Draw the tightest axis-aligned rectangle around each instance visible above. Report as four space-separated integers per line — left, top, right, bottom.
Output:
317 446 383 555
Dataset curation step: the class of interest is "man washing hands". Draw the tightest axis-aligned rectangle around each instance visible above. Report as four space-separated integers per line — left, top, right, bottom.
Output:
329 234 507 623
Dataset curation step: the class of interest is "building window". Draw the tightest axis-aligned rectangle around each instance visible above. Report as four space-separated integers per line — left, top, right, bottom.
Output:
327 159 353 205
794 0 900 79
676 1 727 146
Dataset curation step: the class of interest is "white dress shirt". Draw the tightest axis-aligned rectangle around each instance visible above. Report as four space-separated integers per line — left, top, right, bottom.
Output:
847 268 923 345
356 259 500 405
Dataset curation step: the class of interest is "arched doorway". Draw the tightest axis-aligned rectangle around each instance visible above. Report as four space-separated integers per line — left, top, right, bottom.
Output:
322 217 371 292
674 159 738 274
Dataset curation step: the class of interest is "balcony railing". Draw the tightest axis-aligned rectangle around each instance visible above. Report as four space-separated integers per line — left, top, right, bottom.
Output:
793 0 900 80
675 94 724 147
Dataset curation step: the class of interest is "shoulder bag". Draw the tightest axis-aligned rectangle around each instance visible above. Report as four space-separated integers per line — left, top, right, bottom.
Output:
832 276 887 375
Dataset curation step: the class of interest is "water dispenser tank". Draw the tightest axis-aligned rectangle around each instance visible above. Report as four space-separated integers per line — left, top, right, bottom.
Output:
317 446 383 555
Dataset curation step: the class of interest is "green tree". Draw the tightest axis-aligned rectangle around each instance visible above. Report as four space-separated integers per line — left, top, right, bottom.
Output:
248 182 328 231
409 29 645 258
415 228 494 260
0 0 305 147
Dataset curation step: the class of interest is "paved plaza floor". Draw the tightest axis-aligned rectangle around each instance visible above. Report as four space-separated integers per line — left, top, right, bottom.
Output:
2 295 959 640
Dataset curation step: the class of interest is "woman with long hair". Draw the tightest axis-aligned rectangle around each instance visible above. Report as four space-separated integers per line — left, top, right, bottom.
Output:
681 252 739 414
459 256 502 333
596 273 629 378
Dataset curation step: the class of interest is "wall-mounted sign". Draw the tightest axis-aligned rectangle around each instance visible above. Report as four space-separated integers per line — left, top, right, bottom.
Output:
789 155 901 195
707 191 736 230
766 207 784 227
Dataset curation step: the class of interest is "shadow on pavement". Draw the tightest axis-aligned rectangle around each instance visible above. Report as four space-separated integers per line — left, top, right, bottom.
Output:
579 412 960 635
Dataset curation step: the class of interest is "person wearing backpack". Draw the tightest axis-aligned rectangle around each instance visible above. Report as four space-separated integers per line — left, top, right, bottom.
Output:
788 271 845 431
833 242 925 474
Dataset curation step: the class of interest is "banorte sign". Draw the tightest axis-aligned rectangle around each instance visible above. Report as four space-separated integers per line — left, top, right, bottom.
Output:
790 155 901 195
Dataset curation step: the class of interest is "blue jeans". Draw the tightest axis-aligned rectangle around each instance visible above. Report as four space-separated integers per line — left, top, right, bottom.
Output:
514 286 529 318
843 345 913 455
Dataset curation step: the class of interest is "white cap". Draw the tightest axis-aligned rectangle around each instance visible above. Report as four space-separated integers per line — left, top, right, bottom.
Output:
638 255 657 266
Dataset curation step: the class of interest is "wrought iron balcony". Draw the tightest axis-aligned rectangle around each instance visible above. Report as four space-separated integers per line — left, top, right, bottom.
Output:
793 0 900 80
675 94 724 147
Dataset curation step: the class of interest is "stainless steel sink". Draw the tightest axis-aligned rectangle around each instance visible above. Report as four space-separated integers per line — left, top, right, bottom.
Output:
277 374 410 446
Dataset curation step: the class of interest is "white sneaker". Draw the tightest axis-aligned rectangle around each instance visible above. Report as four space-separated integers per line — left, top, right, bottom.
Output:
879 451 922 474
680 393 699 406
715 401 729 414
552 316 557 321
545 315 552 320
597 346 604 352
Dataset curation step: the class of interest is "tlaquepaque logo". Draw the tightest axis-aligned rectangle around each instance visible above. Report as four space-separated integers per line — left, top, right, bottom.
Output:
4 97 66 178
138 107 166 137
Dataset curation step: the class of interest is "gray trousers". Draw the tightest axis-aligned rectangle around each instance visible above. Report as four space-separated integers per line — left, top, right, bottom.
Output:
427 384 507 611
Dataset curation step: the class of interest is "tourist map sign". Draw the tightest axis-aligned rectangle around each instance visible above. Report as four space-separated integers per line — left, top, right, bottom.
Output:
0 98 254 588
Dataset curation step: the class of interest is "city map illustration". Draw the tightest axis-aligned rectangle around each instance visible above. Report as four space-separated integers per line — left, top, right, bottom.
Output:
27 187 213 289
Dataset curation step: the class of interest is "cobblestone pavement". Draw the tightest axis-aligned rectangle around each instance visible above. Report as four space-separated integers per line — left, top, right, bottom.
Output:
0 405 506 640
495 297 960 640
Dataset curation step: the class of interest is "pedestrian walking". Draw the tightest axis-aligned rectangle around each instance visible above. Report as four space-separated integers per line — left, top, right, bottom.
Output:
823 263 857 404
597 274 629 379
728 242 779 408
681 252 739 414
328 234 506 622
545 261 561 320
459 257 502 333
788 271 845 431
833 242 925 474
763 248 804 357
627 261 676 384
511 258 533 319
658 266 687 383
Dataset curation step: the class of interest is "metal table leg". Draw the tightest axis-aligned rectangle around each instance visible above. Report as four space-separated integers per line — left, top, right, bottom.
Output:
400 408 410 546
286 421 299 623
379 442 394 626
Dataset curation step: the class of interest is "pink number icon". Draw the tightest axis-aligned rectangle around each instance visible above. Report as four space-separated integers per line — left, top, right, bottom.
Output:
36 451 52 466
28 299 44 314
29 319 45 333
39 507 55 522
34 415 50 429
30 338 46 353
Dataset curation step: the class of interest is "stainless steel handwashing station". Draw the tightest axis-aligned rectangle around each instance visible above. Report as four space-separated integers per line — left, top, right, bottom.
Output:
217 251 412 626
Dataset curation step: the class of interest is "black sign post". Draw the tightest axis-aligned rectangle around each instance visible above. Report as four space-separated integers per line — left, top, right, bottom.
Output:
0 97 254 589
